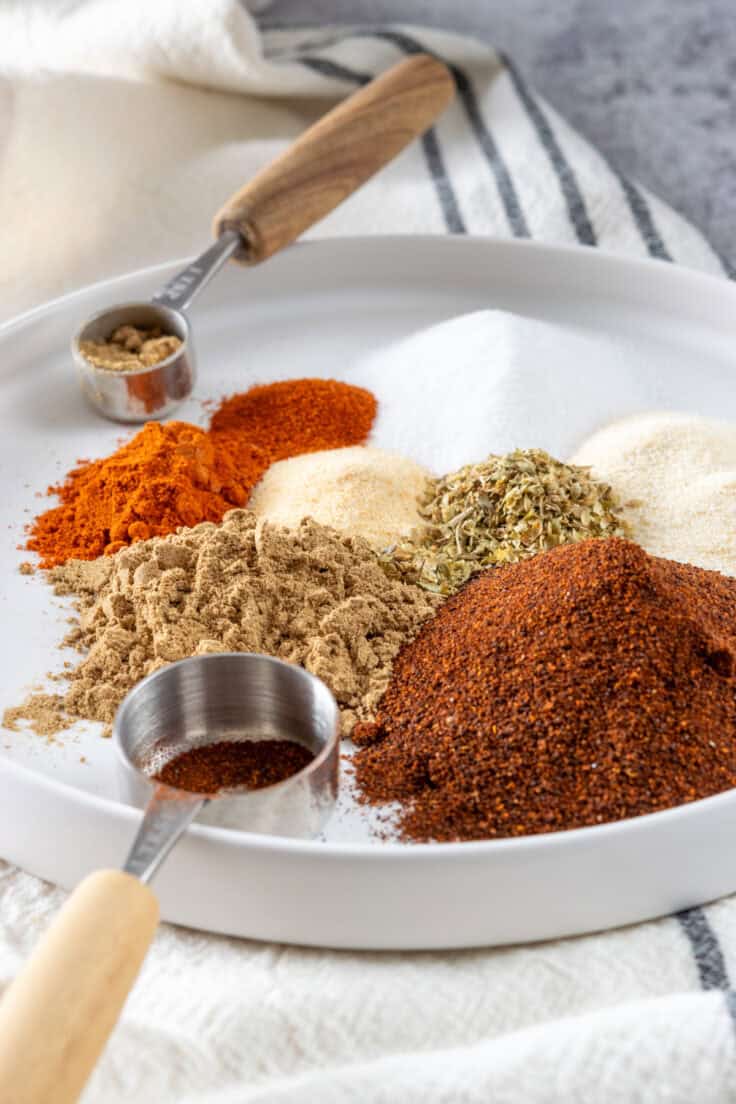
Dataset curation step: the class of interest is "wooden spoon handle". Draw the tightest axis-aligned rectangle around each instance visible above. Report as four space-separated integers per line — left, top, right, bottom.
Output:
0 870 158 1104
213 53 455 264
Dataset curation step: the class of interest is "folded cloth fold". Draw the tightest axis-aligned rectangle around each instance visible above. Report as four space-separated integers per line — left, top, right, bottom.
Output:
0 0 730 320
1 3 735 1102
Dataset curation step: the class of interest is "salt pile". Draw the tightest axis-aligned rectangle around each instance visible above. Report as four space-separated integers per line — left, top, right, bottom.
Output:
352 310 646 472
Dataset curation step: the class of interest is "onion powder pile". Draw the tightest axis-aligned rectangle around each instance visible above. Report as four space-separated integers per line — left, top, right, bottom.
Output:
573 412 736 576
249 446 431 551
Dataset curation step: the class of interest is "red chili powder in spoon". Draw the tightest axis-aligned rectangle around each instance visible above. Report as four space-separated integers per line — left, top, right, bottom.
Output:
154 739 314 795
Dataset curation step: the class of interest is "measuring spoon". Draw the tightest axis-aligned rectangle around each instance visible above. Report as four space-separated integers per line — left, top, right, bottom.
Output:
73 54 455 422
0 654 339 1104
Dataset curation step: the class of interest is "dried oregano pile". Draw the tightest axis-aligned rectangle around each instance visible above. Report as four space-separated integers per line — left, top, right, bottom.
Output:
11 511 438 739
387 448 628 594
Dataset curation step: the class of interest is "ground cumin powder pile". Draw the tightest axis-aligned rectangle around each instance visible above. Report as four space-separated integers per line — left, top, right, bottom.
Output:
355 538 736 841
2 693 67 740
38 511 437 737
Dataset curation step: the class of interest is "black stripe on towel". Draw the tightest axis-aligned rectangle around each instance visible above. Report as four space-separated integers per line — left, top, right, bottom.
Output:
716 250 736 281
617 175 673 261
299 56 373 85
299 55 466 235
356 28 529 238
449 66 530 238
723 990 736 1035
500 52 597 246
676 908 730 990
419 127 467 234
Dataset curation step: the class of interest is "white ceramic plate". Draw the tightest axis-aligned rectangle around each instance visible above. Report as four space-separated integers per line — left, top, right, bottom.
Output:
2 236 736 950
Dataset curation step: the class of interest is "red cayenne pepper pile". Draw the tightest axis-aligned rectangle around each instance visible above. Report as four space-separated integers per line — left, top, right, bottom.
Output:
354 538 736 841
210 378 377 461
153 739 313 795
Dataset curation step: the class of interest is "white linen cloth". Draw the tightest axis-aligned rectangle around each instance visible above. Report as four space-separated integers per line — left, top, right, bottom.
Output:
1 3 736 1101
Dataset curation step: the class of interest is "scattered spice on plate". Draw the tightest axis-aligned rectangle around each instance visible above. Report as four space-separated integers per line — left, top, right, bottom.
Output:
355 538 736 841
79 325 181 372
387 448 627 594
249 446 431 550
151 739 314 795
23 511 438 739
209 378 377 461
2 693 66 742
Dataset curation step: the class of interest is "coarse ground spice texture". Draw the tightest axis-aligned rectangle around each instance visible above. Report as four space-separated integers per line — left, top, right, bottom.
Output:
152 739 313 795
354 538 736 841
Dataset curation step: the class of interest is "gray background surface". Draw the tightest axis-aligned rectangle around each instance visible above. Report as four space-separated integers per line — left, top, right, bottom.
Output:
261 0 735 264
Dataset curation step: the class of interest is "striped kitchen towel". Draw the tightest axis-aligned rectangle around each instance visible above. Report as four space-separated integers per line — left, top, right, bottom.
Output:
1 2 736 1101
0 0 731 318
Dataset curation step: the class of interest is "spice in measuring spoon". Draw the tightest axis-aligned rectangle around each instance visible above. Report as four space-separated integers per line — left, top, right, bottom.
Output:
153 739 314 796
79 325 182 373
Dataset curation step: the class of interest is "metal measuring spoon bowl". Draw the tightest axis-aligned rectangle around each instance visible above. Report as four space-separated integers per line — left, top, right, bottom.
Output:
72 233 240 423
113 653 340 883
70 54 455 423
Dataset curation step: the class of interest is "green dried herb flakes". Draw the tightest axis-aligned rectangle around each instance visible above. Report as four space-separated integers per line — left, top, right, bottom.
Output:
386 449 628 594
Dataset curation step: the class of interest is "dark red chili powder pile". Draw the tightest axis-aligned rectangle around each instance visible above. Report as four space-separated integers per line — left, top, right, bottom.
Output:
153 739 313 795
354 538 736 841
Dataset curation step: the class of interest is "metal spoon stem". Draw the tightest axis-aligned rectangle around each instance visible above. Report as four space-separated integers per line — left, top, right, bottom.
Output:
152 230 241 313
123 790 204 885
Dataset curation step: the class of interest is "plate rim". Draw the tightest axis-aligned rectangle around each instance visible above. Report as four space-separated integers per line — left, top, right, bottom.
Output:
5 750 736 860
2 232 734 341
4 232 736 861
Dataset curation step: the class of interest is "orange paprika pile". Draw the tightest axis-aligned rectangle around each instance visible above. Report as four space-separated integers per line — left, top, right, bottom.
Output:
28 379 377 568
27 422 267 567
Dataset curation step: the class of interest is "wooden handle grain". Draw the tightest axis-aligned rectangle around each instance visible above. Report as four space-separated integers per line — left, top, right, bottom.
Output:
213 53 455 264
0 870 159 1104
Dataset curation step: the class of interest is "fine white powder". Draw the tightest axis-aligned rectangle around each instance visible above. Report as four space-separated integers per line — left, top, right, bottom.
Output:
249 447 431 551
352 310 656 474
572 412 736 576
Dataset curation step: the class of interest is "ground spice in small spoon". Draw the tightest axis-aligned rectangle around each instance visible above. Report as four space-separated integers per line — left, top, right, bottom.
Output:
79 325 181 372
152 739 314 795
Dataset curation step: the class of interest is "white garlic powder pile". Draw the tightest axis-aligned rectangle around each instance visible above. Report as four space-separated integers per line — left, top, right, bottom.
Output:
249 446 431 551
572 412 736 576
